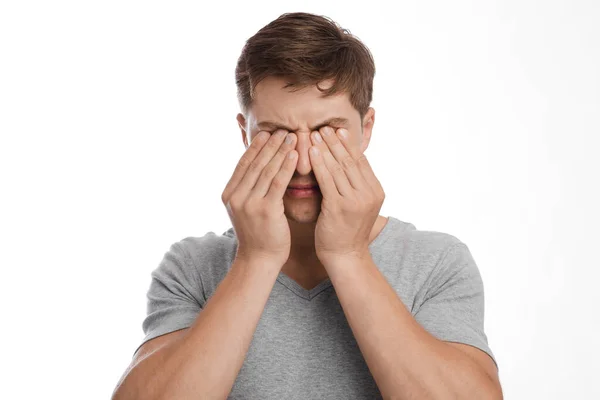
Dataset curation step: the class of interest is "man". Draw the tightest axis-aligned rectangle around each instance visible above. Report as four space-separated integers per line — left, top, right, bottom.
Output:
112 12 502 400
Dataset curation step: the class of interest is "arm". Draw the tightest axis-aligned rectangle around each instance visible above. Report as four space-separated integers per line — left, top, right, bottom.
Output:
325 247 502 400
113 127 297 399
112 256 281 400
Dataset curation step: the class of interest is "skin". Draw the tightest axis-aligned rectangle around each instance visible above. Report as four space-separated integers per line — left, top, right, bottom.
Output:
236 76 389 290
236 77 502 398
112 76 500 400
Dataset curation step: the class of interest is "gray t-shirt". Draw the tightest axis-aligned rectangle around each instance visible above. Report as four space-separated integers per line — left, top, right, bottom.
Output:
136 216 496 399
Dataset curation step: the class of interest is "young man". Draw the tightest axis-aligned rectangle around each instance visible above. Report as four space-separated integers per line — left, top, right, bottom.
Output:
112 12 502 400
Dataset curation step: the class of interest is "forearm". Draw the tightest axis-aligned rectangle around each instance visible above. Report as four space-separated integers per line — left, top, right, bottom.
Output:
326 255 500 400
114 256 281 400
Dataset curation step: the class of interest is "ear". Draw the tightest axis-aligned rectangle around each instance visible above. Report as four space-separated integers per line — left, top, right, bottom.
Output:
237 113 249 148
360 107 375 153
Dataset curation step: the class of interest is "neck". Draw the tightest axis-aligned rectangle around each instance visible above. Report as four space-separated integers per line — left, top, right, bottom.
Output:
281 215 388 289
287 218 318 258
282 218 325 289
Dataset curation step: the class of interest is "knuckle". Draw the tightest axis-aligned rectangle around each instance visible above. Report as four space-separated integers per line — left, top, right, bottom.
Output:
229 195 243 210
266 136 281 148
258 204 270 217
270 177 284 191
262 164 278 178
242 198 255 213
238 155 252 169
249 159 263 173
331 163 344 175
341 156 355 169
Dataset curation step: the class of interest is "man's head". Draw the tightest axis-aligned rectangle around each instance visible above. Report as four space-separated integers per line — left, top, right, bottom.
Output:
235 12 376 224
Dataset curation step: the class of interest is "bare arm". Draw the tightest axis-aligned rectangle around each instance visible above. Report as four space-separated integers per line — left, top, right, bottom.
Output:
113 128 298 399
325 253 502 399
112 256 281 400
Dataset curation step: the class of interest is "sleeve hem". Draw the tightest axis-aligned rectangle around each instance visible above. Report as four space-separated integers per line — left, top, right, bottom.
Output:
134 307 199 358
438 336 498 371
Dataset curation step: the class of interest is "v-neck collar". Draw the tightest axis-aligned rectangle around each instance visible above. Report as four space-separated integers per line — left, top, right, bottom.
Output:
275 216 395 301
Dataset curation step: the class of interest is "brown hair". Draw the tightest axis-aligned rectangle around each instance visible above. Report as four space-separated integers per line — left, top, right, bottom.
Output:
235 12 375 121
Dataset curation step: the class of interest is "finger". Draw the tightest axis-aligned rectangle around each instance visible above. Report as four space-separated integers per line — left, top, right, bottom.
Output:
222 130 270 203
335 128 383 195
235 129 290 196
308 145 339 199
266 149 298 201
311 130 353 197
320 126 367 192
355 151 384 195
334 128 361 159
253 133 297 198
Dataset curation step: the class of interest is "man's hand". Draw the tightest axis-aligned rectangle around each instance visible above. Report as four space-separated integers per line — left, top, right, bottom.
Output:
221 129 298 266
308 126 385 264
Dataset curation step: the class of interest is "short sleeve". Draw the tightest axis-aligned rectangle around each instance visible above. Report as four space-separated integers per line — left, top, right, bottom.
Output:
413 243 497 369
134 242 205 357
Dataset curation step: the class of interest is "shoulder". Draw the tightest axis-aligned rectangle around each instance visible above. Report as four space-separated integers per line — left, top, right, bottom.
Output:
402 227 478 282
175 228 238 265
399 227 484 308
381 218 480 305
169 227 239 296
386 217 468 271
404 228 465 255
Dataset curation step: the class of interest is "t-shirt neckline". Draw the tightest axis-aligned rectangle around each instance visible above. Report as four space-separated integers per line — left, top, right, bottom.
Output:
276 216 396 301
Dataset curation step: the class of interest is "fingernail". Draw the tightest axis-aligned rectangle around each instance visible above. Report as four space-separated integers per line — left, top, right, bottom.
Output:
257 131 268 140
338 129 348 139
314 132 323 142
285 133 294 144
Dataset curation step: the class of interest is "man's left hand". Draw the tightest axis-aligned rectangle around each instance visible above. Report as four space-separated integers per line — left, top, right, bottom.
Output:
309 126 385 265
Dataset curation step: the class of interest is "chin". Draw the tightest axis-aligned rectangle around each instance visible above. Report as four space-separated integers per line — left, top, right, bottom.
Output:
283 198 321 224
285 212 319 224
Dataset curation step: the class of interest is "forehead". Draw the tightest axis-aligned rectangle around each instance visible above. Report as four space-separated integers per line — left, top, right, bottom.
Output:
249 76 358 131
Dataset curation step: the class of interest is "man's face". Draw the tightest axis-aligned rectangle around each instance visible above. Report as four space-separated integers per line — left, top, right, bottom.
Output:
237 76 375 224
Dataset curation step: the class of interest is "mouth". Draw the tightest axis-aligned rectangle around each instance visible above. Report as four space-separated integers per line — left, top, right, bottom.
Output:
286 185 321 198
287 185 319 190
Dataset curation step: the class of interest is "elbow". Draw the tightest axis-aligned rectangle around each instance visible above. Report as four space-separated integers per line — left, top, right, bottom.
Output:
111 384 137 400
111 375 130 400
112 387 154 400
111 375 152 400
481 376 503 400
450 373 503 400
492 385 504 400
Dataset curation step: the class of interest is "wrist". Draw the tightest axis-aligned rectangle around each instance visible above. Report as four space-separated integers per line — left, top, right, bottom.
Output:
317 248 371 267
234 251 285 271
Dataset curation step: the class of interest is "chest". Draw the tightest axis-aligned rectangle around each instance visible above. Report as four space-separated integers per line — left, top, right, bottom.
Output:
227 285 383 399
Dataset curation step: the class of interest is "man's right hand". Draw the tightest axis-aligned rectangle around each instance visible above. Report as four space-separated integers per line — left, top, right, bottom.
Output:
221 129 298 266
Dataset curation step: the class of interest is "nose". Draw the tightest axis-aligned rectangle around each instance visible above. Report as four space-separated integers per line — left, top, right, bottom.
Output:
292 130 314 176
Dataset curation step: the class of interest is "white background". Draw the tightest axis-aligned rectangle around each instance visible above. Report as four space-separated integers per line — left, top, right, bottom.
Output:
1 0 598 399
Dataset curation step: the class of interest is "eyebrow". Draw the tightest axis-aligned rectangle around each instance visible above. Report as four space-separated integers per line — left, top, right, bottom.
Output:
257 117 350 132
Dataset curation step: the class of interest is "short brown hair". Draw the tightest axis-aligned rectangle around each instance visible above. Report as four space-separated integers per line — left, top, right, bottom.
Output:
235 12 375 121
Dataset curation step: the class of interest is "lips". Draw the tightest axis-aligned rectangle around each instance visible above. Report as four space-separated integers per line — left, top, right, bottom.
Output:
287 184 319 189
